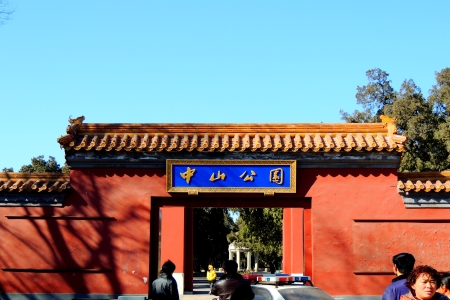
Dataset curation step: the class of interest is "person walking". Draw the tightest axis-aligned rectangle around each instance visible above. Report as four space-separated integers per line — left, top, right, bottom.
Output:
206 264 217 291
211 260 254 300
151 260 180 300
382 253 416 300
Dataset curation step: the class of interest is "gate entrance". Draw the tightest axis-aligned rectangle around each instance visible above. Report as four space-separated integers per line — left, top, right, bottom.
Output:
27 117 411 299
149 196 311 296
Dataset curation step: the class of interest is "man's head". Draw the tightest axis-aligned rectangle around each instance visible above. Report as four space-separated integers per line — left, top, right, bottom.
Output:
392 253 415 275
222 260 238 275
161 260 176 274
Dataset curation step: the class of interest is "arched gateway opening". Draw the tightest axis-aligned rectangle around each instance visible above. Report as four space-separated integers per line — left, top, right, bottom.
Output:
149 196 312 296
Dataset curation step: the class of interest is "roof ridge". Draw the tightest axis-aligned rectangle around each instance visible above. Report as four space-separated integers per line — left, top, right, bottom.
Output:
56 115 406 153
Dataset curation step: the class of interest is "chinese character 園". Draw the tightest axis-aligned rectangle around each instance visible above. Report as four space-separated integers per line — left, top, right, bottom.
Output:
269 168 283 184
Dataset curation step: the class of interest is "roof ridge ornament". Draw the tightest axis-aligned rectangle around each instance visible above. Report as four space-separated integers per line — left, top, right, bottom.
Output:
57 116 85 147
380 115 397 136
380 115 406 150
67 116 85 135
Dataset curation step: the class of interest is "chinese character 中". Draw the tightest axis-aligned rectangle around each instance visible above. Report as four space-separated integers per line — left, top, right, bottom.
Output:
180 167 196 184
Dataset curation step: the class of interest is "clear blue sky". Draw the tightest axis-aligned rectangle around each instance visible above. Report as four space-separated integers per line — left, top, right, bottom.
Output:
1 1 449 171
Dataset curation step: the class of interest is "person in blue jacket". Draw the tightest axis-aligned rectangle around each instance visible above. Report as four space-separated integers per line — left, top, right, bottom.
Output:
382 253 416 300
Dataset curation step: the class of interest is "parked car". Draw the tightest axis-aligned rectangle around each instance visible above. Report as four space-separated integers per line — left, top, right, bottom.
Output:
248 274 335 300
251 284 335 300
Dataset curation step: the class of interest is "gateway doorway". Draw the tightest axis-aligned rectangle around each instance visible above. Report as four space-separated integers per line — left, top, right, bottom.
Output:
149 196 311 297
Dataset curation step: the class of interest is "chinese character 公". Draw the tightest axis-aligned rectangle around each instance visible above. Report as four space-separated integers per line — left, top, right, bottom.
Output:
240 170 256 182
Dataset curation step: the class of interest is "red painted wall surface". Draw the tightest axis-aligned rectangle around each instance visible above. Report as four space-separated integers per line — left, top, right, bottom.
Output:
160 207 185 273
1 167 450 297
282 208 305 275
0 168 167 295
297 168 450 296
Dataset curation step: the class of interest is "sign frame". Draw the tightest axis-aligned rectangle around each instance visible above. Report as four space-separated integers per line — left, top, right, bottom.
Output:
166 159 296 195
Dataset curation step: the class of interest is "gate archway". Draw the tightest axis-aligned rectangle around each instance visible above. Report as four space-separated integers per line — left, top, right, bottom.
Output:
149 196 311 296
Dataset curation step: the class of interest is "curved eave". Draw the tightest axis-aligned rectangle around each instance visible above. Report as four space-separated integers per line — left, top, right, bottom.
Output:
397 172 450 193
0 172 71 193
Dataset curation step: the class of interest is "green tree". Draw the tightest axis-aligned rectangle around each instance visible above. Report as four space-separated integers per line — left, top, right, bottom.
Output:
193 208 234 272
2 167 13 172
392 80 449 171
229 208 282 273
430 68 450 157
61 164 70 173
17 155 70 173
340 68 396 123
340 68 450 172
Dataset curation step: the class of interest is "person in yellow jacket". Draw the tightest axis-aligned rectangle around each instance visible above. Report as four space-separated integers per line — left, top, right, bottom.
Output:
206 264 217 290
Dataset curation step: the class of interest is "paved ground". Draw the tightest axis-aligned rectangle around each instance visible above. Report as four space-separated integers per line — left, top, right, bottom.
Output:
182 273 223 300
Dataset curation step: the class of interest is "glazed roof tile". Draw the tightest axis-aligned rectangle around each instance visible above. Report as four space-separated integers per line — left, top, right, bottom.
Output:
56 116 407 153
397 172 450 193
0 173 70 193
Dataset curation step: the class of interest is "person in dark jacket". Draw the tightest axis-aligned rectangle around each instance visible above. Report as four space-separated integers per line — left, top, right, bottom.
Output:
382 253 415 300
151 260 179 300
211 260 254 300
437 272 450 298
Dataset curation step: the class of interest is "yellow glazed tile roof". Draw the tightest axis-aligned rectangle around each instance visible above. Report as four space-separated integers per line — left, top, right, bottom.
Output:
56 116 407 153
397 172 450 193
0 173 70 193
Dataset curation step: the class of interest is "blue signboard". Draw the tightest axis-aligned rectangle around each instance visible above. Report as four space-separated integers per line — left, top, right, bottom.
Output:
166 160 296 194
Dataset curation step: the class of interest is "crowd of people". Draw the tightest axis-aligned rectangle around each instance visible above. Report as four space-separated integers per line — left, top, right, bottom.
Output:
383 252 450 300
152 253 448 300
151 259 254 300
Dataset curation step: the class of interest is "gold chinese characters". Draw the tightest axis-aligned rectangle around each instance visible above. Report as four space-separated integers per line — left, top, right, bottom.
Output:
210 170 226 182
240 170 256 182
180 167 196 184
178 167 284 185
270 168 283 184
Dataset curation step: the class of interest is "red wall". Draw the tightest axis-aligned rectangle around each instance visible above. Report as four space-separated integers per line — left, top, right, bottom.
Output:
0 168 167 295
1 167 450 297
160 207 185 273
296 168 450 296
283 208 306 275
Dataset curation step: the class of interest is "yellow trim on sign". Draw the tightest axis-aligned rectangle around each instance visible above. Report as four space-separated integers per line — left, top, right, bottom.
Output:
166 160 296 194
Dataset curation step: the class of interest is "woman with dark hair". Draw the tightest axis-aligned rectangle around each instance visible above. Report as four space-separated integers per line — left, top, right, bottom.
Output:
437 272 450 297
400 265 447 300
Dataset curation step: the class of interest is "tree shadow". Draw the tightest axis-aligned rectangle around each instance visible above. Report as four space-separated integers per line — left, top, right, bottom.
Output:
0 168 154 297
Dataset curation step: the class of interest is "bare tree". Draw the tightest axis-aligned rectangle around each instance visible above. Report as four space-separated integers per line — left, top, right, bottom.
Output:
0 0 14 26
